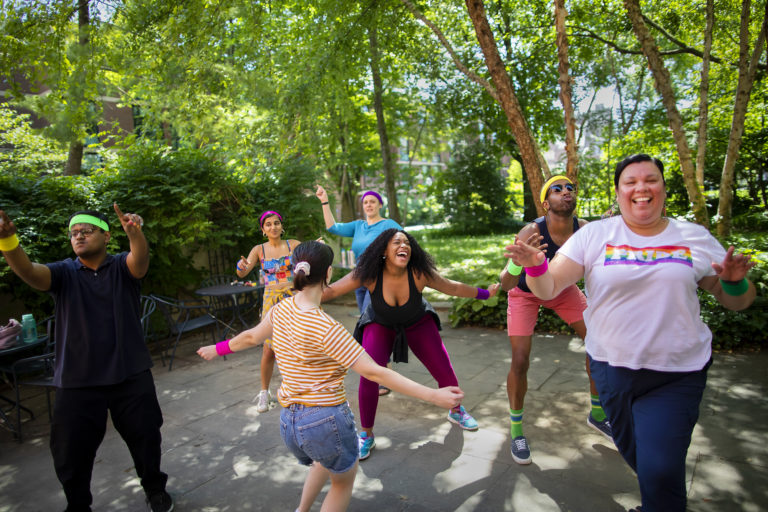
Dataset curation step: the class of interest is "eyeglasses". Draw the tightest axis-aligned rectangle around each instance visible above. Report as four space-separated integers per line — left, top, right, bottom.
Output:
69 227 100 238
548 183 575 194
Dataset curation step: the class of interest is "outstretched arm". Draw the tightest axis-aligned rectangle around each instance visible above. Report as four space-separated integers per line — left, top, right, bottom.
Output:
0 210 51 291
698 246 756 311
315 185 337 230
500 229 546 292
504 239 583 300
197 314 274 360
114 203 149 279
423 272 500 299
321 271 363 303
236 245 261 279
351 352 464 409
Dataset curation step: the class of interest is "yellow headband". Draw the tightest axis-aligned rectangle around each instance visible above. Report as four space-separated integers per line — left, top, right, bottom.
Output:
540 175 574 204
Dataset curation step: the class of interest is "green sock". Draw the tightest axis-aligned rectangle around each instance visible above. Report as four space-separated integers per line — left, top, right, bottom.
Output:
590 394 606 422
510 408 524 438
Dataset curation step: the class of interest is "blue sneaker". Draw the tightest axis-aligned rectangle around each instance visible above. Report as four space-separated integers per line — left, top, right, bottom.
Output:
358 431 375 460
447 406 479 431
511 435 532 465
587 414 613 441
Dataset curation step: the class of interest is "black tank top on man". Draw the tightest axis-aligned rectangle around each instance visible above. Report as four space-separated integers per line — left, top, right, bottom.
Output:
517 216 580 293
352 266 441 364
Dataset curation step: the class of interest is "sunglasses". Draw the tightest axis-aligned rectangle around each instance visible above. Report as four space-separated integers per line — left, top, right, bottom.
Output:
549 183 575 194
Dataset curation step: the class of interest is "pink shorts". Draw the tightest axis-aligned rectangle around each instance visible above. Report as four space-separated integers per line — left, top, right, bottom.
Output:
506 285 587 336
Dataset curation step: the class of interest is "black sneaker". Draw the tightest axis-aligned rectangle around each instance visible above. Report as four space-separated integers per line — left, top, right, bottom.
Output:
147 491 174 512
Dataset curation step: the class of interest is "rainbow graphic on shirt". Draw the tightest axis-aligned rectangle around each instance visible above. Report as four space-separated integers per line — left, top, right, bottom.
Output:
604 244 693 267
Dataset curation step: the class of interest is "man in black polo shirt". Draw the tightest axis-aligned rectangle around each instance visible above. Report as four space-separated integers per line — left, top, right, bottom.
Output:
0 204 173 512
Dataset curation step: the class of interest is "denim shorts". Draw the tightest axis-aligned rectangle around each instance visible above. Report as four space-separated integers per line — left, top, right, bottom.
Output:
279 402 359 474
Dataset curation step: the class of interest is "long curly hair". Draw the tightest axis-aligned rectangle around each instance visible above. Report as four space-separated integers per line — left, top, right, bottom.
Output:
352 228 437 285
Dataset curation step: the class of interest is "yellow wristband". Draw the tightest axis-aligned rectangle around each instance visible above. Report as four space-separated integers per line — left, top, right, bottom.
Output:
0 234 20 252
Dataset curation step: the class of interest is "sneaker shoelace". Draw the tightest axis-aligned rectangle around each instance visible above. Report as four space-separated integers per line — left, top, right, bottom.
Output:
513 438 528 451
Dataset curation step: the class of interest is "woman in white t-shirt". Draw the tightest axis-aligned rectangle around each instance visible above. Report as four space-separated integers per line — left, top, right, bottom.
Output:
505 154 755 512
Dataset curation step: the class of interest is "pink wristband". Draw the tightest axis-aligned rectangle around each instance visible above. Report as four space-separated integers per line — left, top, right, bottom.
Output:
524 259 548 277
215 339 233 356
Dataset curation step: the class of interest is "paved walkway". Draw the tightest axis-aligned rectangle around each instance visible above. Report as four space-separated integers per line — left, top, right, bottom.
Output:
1 302 767 511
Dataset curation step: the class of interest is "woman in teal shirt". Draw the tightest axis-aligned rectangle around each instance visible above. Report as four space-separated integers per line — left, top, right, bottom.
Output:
315 185 401 313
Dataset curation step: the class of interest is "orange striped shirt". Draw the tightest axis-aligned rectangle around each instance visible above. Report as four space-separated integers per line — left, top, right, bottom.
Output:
268 296 366 407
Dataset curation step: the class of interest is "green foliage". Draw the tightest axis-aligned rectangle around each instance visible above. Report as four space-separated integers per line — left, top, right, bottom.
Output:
431 141 513 234
0 106 67 176
0 144 324 318
418 230 767 350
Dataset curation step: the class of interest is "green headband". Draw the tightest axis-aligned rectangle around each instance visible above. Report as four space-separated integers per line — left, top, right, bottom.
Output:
69 214 109 232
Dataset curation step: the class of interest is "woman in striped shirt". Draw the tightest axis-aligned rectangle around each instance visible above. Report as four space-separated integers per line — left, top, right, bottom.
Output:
198 241 463 512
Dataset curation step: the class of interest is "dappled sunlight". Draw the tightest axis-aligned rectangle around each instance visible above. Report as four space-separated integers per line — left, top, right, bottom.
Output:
230 454 265 478
434 454 494 492
566 336 586 353
506 473 560 510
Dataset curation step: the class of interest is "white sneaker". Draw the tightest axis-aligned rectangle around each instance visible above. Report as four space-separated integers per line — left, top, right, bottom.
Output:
255 390 271 412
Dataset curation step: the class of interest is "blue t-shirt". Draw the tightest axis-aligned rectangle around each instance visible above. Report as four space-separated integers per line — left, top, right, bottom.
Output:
47 253 152 388
328 218 402 257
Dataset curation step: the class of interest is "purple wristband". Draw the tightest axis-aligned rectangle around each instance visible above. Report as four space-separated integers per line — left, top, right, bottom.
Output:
525 259 548 277
475 287 490 300
215 339 233 356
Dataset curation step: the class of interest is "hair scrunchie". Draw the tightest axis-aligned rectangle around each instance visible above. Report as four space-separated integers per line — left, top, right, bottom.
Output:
295 261 310 276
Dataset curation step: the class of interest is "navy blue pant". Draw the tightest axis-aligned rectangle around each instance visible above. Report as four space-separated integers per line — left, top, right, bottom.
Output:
50 370 168 512
589 356 710 512
354 286 371 314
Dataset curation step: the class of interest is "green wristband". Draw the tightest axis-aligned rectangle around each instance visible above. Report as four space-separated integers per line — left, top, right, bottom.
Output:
720 278 749 296
507 259 523 276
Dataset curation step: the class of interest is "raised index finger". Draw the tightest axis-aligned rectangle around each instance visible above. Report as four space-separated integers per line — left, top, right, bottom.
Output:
113 202 125 219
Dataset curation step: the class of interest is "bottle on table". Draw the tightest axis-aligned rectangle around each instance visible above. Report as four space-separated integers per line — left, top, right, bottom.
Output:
21 314 37 343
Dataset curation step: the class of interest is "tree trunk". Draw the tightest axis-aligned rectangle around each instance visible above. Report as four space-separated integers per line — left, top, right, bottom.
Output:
64 140 84 176
623 0 709 227
465 0 547 215
695 0 714 187
717 0 768 237
554 0 578 182
368 24 402 224
64 0 90 176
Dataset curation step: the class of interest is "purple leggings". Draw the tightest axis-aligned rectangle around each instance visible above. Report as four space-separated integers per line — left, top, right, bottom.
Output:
359 314 459 429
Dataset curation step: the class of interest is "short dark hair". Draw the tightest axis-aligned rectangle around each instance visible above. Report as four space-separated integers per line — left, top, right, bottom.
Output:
292 241 334 291
614 154 665 188
352 228 437 285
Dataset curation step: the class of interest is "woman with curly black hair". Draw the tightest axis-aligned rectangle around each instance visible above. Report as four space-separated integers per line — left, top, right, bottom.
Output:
323 228 500 461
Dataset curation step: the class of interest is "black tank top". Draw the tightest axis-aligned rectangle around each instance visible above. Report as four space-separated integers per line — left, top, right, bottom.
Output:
370 266 425 327
517 216 580 293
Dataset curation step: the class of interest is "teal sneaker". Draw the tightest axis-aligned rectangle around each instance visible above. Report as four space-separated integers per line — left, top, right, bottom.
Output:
358 431 375 460
447 406 479 431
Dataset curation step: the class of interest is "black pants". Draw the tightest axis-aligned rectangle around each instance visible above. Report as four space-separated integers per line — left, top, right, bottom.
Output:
50 370 168 512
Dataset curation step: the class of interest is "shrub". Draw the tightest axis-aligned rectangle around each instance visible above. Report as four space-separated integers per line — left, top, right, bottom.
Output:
0 145 323 318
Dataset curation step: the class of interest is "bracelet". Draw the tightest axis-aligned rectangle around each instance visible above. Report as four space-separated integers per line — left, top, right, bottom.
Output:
475 287 490 300
0 234 19 252
720 278 749 296
321 201 329 205
525 259 548 277
215 339 233 356
506 259 523 276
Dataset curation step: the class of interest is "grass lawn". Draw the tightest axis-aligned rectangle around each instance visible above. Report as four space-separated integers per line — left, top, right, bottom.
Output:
412 230 513 303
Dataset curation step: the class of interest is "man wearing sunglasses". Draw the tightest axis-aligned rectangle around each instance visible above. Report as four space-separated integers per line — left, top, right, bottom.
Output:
499 175 612 465
0 204 174 512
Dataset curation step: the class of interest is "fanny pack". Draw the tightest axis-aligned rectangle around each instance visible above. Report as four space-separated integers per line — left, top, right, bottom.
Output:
0 318 22 349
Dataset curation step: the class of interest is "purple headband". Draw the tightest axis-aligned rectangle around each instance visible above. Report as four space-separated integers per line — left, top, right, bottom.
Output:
259 210 282 227
361 191 383 204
